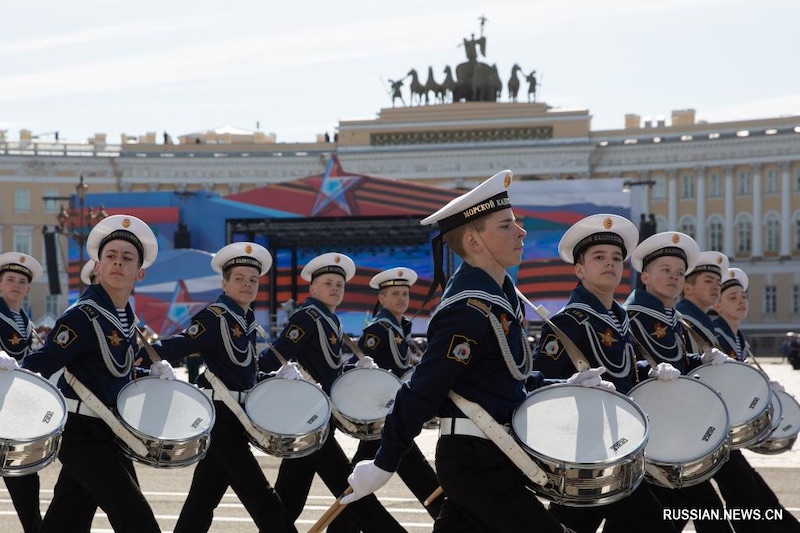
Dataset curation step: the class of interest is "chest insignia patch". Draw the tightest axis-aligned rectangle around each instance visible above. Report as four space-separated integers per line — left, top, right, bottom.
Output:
286 325 305 343
364 334 380 350
54 324 77 349
447 334 476 365
186 322 205 338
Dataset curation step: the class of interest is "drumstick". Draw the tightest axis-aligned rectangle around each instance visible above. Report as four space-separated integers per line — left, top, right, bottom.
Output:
424 486 444 506
341 335 366 362
134 327 163 364
308 486 353 533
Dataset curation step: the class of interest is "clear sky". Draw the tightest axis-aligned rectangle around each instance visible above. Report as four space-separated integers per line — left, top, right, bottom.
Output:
2 0 798 144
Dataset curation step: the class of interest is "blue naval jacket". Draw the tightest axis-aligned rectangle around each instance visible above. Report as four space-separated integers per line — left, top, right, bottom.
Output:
0 296 33 361
22 284 140 406
156 294 259 392
533 284 639 394
260 297 344 394
712 316 748 362
623 289 702 376
358 308 413 378
374 262 551 472
675 298 718 354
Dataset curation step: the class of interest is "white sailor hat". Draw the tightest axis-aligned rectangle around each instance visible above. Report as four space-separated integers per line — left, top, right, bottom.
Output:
687 251 729 278
80 260 97 285
721 267 748 292
211 242 272 276
557 214 639 264
301 252 356 282
87 214 159 269
631 231 699 273
0 252 43 282
370 267 418 289
421 170 513 231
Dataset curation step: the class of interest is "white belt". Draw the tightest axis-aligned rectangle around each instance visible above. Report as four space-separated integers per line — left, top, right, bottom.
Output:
439 417 510 440
201 387 249 404
66 397 102 418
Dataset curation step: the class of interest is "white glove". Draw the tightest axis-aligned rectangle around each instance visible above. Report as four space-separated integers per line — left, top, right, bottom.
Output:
0 351 19 371
770 380 785 394
355 356 379 370
702 347 730 366
648 362 680 381
149 360 177 381
567 366 608 388
340 460 393 505
275 362 303 381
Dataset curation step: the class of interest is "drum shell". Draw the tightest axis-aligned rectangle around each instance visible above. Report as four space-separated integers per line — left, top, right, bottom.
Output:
116 377 216 468
0 369 67 477
245 378 331 458
629 376 730 488
512 384 649 507
692 362 774 449
330 368 402 440
750 391 800 455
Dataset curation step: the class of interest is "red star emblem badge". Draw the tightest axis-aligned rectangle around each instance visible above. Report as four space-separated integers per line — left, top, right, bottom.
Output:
106 330 123 347
653 323 667 339
598 328 617 348
499 313 511 335
231 324 243 338
8 334 23 346
329 332 338 345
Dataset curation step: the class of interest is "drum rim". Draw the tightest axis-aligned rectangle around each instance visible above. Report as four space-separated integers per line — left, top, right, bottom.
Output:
0 368 68 441
629 376 731 462
512 383 650 467
692 361 772 426
245 377 332 437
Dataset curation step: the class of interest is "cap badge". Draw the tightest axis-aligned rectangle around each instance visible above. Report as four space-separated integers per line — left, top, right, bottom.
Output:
245 244 253 254
716 257 722 264
18 256 25 263
503 173 511 188
671 234 680 244
729 271 735 278
334 255 341 264
122 218 131 228
397 269 403 277
603 217 613 229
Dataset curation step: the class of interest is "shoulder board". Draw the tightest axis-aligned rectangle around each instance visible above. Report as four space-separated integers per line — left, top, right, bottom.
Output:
466 298 491 316
208 305 225 317
78 304 99 320
304 307 321 320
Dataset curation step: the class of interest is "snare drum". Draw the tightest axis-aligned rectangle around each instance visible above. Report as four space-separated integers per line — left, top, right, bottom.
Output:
629 377 730 488
245 378 331 458
0 368 67 476
512 384 649 507
116 377 215 468
750 391 800 455
330 368 402 440
692 362 773 448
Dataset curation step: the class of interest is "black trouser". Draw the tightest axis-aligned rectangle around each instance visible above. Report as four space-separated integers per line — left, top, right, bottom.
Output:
350 438 442 518
275 425 405 533
174 401 296 533
39 414 160 533
650 481 733 533
548 483 677 533
714 449 800 533
4 473 42 533
433 435 566 533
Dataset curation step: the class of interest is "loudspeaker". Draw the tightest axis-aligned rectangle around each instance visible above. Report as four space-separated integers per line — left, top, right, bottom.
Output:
44 231 61 295
174 223 191 249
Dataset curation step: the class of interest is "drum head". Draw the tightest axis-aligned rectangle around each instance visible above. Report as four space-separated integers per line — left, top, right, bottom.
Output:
0 369 66 440
117 378 215 440
331 368 402 422
770 391 800 440
246 378 330 435
513 384 648 464
693 362 771 426
630 377 729 462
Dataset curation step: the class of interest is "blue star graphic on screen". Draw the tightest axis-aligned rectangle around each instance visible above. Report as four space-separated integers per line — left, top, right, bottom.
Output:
311 157 362 216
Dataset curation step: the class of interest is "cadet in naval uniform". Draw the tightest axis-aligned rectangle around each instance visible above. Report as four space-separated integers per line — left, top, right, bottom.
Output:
11 215 177 533
0 252 44 533
624 233 732 533
260 252 405 533
532 215 678 533
711 268 800 533
153 242 297 533
676 251 729 353
349 267 442 518
342 170 609 532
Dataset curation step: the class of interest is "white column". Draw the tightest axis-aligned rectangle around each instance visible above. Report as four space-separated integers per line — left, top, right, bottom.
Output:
667 169 678 231
695 165 706 250
752 164 762 258
781 161 792 258
640 170 650 217
724 165 735 258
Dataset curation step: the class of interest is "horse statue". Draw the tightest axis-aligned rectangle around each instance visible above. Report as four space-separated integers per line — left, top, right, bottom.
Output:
423 66 439 105
407 69 427 106
507 64 523 102
439 65 456 103
525 70 538 103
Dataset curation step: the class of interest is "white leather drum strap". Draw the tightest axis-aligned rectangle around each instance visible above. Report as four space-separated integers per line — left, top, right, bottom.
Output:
204 368 274 450
63 369 149 457
447 390 548 486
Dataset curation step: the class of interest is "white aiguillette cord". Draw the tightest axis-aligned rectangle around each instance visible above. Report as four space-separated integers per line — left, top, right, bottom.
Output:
63 368 149 458
203 368 274 451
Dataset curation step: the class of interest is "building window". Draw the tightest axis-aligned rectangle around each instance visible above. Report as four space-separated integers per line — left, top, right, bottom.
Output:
737 172 750 195
43 188 60 213
14 188 30 214
796 216 800 251
794 285 800 314
651 175 667 199
764 285 777 315
12 227 32 255
680 174 695 198
45 295 61 317
765 215 780 253
679 216 696 239
737 216 752 253
708 216 724 252
709 173 722 197
765 169 779 194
